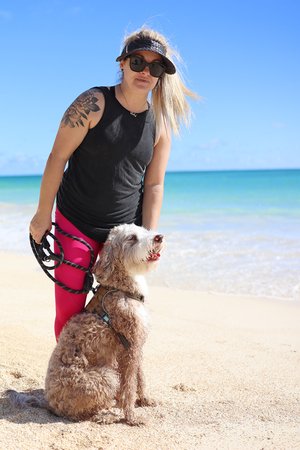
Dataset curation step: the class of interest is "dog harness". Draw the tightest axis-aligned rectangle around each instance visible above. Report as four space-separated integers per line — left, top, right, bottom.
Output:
85 285 145 349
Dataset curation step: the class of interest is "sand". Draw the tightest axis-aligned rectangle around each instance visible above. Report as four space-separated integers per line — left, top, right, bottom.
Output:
0 251 300 450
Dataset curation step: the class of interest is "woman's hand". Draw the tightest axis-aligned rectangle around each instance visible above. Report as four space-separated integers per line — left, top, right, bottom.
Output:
29 212 52 244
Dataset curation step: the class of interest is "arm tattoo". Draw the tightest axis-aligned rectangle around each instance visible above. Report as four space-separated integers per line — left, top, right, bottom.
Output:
61 90 100 128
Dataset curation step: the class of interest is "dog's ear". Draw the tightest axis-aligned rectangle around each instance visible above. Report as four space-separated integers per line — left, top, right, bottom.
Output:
93 240 115 282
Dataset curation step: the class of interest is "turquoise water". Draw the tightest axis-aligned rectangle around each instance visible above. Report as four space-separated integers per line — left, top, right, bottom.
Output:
163 169 300 216
1 170 300 300
1 170 300 215
0 175 41 204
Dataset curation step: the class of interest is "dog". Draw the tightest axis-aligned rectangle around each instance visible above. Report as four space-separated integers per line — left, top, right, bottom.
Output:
6 224 164 426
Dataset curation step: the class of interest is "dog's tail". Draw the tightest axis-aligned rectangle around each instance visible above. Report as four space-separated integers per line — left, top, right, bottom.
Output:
5 389 48 409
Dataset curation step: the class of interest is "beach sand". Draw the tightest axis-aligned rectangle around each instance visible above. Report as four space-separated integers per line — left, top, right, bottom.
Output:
0 252 299 450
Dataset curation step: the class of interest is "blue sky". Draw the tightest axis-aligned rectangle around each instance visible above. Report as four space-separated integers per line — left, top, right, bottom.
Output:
0 0 299 175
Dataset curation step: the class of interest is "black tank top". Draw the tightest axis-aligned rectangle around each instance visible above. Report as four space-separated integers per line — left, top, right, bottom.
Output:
57 86 155 241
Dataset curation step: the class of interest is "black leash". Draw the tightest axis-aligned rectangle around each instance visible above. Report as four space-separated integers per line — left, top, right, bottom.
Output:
29 222 96 294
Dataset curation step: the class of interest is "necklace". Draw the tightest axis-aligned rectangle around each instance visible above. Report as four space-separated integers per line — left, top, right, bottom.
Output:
118 85 148 117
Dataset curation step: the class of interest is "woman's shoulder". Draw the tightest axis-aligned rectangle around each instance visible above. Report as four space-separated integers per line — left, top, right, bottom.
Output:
68 87 108 129
82 86 105 103
68 87 105 112
88 86 112 98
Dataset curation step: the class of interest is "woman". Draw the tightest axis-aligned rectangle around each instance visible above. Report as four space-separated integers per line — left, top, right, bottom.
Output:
30 27 196 339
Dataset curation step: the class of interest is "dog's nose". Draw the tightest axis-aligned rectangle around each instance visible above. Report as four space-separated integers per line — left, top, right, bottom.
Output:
154 234 163 243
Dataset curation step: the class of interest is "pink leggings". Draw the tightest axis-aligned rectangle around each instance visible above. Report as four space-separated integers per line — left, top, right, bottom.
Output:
54 209 104 340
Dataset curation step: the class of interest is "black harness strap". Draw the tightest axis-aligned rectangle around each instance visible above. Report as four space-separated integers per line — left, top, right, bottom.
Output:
84 285 144 350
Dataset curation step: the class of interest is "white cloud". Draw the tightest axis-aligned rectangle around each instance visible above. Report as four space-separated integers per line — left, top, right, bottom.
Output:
0 153 46 175
197 138 227 151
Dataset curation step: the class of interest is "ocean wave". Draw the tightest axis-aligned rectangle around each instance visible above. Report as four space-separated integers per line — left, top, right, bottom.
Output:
147 227 300 302
2 204 300 302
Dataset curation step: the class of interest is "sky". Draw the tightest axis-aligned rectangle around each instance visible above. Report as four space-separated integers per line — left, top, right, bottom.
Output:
0 0 299 175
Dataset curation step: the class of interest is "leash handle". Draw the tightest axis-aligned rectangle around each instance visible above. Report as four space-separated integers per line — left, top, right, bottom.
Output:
29 222 95 294
30 231 64 270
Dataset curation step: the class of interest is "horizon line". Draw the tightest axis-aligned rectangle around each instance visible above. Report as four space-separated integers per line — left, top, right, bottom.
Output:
0 167 300 178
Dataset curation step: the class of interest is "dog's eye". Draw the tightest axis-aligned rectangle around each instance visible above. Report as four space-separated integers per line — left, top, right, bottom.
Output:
128 234 138 243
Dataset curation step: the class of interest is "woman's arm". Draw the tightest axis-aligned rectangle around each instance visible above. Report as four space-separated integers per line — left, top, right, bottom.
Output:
142 125 171 230
30 89 104 243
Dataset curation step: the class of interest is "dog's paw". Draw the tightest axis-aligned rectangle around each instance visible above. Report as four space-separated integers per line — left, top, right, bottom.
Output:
93 409 121 425
124 411 148 426
135 397 157 407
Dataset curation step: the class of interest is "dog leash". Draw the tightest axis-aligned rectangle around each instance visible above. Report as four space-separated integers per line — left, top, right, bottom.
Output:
30 222 96 295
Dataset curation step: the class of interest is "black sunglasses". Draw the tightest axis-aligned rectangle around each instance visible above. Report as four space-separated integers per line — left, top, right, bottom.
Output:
127 54 166 78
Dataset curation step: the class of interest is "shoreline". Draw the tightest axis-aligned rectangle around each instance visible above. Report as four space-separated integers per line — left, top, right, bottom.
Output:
2 170 300 301
1 251 300 449
2 249 300 305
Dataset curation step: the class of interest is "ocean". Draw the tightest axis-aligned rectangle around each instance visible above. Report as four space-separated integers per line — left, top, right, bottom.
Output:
1 170 300 301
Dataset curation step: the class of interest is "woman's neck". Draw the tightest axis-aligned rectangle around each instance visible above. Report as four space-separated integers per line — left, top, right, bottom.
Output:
116 84 148 114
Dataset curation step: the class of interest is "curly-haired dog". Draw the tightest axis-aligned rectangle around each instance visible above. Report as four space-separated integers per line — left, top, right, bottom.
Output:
7 224 164 426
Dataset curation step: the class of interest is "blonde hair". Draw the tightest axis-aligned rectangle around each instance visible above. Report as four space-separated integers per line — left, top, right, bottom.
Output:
119 27 198 136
